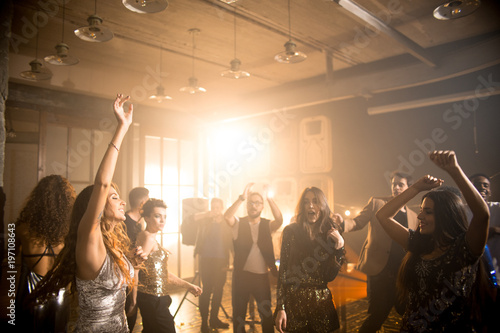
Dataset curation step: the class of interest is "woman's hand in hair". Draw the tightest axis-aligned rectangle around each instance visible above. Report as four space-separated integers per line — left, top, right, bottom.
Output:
327 227 345 250
413 175 444 193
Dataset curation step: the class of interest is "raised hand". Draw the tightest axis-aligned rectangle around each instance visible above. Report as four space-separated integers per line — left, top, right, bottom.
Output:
242 182 255 200
413 175 444 192
113 94 133 127
429 150 458 172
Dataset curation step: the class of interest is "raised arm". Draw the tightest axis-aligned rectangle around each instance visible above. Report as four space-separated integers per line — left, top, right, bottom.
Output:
376 175 443 249
429 150 490 255
224 182 253 226
263 185 283 231
76 94 133 280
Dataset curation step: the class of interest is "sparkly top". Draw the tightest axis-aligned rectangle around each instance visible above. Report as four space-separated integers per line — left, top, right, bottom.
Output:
138 244 170 296
275 223 343 332
401 231 480 332
75 252 133 333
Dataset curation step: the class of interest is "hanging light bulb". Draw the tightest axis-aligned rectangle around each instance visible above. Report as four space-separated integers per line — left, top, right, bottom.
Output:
180 28 206 94
275 0 307 64
21 19 52 81
149 44 172 102
221 8 250 79
122 0 168 14
44 1 79 65
218 0 239 4
75 1 113 42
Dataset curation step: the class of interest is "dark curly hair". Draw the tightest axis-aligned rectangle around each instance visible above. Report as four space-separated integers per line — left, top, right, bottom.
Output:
16 175 76 246
141 198 167 218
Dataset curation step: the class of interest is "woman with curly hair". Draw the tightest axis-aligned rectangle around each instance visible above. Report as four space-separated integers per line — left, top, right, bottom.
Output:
274 187 345 333
15 174 75 330
375 151 490 332
33 94 138 332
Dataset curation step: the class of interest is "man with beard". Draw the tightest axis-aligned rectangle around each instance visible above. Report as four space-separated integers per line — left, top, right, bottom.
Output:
224 183 283 333
336 171 418 333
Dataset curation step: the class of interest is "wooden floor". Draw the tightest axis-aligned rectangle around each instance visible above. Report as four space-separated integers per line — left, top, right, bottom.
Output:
131 270 402 333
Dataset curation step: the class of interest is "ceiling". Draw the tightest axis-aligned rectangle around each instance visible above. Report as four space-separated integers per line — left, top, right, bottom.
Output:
8 0 500 121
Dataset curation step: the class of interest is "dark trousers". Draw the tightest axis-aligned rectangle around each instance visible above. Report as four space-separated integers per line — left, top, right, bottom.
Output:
232 270 274 333
137 292 176 333
359 265 401 333
199 257 227 322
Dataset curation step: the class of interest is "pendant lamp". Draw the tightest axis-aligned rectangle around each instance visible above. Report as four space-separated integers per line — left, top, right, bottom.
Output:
123 0 168 14
180 28 206 94
433 0 480 20
44 1 79 65
20 21 52 81
221 8 250 79
149 44 172 102
74 0 113 42
275 0 307 64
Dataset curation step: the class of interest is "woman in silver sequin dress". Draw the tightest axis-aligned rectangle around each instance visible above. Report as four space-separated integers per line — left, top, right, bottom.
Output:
134 198 202 333
376 150 490 332
274 187 345 333
34 94 140 332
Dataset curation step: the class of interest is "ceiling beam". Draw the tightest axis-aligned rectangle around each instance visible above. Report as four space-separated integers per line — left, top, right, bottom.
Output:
333 0 437 67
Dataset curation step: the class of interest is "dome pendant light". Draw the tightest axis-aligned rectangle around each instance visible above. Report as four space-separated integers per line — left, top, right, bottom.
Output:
74 0 113 42
122 0 168 14
44 1 79 65
149 44 172 102
275 0 306 64
20 19 52 81
180 28 206 94
221 8 250 79
433 0 481 20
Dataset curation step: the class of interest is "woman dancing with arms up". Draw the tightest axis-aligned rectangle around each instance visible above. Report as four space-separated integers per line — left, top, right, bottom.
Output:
34 94 139 332
375 150 489 332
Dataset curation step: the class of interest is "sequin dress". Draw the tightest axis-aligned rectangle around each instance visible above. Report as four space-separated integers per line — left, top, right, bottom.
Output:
275 223 344 333
401 231 480 332
137 244 177 333
75 252 133 333
138 245 169 296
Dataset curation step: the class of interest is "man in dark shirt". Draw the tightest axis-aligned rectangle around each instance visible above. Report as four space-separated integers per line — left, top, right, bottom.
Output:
124 187 149 244
124 186 149 330
195 198 233 332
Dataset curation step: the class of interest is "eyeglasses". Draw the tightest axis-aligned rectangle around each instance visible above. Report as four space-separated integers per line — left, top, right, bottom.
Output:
248 201 263 206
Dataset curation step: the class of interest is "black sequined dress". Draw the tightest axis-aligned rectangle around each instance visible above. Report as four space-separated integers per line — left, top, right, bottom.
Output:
275 223 344 333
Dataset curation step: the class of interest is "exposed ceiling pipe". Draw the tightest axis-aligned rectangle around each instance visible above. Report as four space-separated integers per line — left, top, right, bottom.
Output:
367 86 500 115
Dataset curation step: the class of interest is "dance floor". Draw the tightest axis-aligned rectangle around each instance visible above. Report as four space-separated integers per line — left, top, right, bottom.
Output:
132 270 402 333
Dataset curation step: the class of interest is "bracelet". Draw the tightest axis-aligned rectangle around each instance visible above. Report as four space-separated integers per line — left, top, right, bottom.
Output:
109 142 119 152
